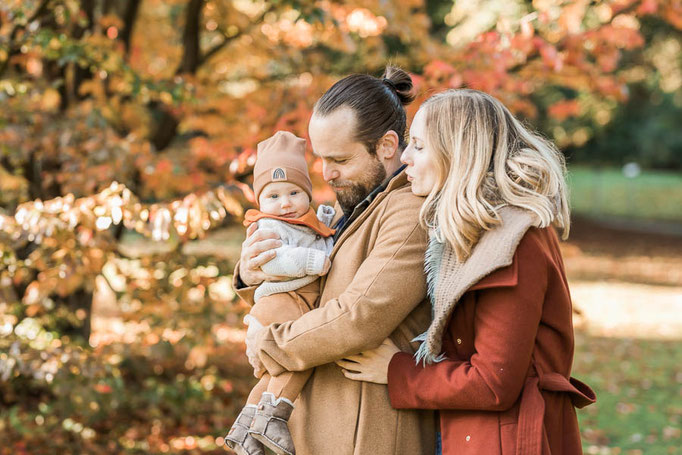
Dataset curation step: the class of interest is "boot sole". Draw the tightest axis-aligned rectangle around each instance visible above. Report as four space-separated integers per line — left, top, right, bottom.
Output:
226 441 259 455
249 431 294 455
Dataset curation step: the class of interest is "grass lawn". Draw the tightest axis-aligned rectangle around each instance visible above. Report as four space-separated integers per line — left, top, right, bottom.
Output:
567 166 682 222
574 332 682 454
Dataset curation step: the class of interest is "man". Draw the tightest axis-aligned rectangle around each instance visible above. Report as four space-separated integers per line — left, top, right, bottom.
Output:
233 67 436 454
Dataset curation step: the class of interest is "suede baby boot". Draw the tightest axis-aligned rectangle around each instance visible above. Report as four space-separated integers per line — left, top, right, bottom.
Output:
224 405 265 455
248 392 296 455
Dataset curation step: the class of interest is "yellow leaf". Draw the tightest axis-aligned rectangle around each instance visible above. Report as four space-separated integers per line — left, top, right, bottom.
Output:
41 88 61 111
160 92 173 105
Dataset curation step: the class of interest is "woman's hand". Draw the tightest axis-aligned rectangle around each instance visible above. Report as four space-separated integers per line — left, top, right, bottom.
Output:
334 338 401 384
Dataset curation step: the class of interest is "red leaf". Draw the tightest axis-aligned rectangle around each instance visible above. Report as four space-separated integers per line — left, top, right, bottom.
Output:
548 99 581 120
94 383 113 393
637 0 659 14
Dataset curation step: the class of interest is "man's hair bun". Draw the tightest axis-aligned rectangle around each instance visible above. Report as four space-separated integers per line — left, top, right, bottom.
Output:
381 66 416 106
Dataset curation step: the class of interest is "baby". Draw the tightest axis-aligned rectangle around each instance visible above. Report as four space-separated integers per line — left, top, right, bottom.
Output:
225 131 335 455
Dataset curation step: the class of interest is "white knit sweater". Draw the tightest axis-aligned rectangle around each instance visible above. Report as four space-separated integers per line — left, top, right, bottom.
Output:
253 205 335 302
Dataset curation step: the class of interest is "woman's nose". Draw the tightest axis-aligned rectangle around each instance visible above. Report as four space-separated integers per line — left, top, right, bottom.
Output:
400 147 412 165
280 196 291 207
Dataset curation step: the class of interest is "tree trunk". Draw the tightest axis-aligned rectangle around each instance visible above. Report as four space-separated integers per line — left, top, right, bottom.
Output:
55 288 93 343
70 0 96 102
120 0 142 56
149 0 204 151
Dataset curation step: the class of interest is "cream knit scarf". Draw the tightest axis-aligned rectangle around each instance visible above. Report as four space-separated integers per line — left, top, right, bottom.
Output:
413 206 540 365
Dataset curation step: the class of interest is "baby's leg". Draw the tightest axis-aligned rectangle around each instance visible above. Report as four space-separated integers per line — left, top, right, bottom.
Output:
249 285 317 403
266 369 313 403
246 373 270 405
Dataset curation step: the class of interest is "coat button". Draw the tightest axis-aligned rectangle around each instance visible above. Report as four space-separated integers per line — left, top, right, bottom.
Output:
465 435 471 442
456 338 462 345
316 234 321 240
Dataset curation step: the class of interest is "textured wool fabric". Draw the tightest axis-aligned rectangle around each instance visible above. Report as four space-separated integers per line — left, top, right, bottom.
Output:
253 131 313 201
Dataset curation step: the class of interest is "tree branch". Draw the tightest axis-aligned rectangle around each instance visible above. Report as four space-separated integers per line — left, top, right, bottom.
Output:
197 6 274 67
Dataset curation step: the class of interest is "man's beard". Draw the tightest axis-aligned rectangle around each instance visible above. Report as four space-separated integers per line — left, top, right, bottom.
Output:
330 158 387 216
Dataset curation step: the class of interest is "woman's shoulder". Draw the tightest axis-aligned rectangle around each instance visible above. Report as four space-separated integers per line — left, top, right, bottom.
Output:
515 226 561 262
469 226 559 292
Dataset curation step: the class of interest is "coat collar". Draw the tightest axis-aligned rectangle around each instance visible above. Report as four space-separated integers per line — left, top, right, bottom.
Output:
243 207 336 237
414 206 539 365
329 168 409 260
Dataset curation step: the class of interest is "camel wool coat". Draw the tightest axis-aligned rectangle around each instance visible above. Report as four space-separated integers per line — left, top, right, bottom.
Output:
234 170 436 455
388 221 596 455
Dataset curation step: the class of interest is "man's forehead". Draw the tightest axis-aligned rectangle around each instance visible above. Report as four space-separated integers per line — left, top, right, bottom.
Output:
309 108 363 158
309 108 356 138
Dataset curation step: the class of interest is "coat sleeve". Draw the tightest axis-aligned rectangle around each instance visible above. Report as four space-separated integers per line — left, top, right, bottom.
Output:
387 233 547 411
232 261 257 306
255 191 428 375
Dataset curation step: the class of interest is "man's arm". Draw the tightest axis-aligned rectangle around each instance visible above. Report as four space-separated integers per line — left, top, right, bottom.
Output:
232 261 258 306
255 190 428 376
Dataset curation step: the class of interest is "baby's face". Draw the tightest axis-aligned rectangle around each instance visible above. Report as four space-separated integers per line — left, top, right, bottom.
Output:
258 182 310 218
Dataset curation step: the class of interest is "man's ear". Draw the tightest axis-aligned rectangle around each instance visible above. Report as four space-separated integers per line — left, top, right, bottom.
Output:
375 130 400 162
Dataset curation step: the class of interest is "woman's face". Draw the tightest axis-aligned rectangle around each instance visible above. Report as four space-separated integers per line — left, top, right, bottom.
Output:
401 108 438 197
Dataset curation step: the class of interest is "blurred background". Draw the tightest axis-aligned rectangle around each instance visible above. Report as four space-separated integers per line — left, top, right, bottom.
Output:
1 0 681 453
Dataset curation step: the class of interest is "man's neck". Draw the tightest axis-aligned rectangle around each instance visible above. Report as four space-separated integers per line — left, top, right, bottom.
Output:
383 157 403 179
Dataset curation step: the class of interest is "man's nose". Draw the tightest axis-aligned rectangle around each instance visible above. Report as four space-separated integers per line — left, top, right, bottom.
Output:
322 162 338 182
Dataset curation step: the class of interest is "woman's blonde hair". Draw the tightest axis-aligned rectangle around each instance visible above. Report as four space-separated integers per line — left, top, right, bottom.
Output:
419 89 570 261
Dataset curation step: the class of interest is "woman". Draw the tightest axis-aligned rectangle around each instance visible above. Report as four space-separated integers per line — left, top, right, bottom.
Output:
335 89 595 454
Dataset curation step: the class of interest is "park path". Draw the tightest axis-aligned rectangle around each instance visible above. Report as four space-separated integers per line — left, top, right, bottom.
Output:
570 281 682 339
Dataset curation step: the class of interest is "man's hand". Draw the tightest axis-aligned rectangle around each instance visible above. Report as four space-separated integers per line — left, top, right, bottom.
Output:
240 223 282 286
244 315 266 377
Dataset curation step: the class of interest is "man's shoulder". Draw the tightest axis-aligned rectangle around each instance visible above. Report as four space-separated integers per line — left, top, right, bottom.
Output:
381 184 424 219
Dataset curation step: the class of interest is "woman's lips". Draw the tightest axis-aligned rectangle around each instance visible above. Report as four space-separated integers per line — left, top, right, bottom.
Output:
281 211 298 218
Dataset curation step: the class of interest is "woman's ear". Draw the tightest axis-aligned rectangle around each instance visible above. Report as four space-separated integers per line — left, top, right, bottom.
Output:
375 130 400 162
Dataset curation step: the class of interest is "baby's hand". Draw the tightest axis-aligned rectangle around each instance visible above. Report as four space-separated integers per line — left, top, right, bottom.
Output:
319 257 331 276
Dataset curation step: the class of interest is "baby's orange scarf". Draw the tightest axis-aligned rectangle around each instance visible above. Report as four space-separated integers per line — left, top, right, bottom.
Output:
243 207 335 238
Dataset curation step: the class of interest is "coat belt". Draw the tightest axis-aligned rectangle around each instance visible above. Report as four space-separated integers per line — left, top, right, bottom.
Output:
516 366 596 455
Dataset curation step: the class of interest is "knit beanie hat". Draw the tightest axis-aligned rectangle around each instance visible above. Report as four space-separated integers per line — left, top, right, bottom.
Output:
253 131 313 202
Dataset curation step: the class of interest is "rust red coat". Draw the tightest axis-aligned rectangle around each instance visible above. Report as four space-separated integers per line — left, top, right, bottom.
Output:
387 227 595 455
